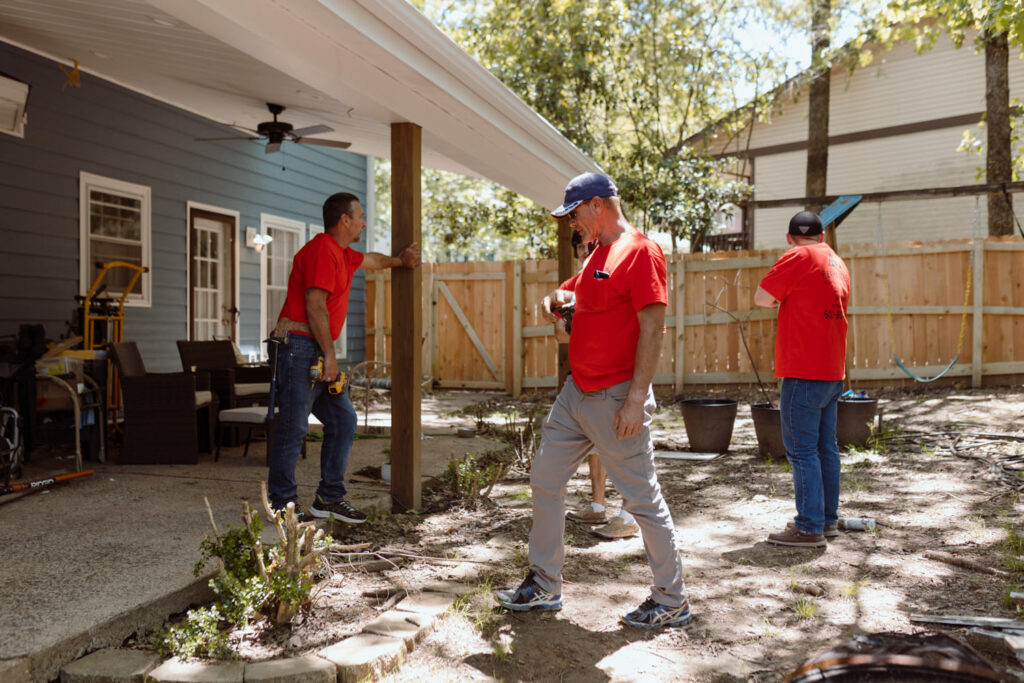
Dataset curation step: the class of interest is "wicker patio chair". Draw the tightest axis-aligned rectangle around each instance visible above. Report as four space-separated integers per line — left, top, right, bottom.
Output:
175 340 271 410
109 342 218 465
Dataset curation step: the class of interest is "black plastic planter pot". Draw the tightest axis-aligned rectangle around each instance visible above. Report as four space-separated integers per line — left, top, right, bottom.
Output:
837 397 878 448
751 403 786 460
680 399 737 453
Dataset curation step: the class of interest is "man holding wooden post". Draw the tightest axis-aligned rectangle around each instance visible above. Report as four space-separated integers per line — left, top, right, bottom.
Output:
755 210 850 547
267 192 420 522
495 173 691 629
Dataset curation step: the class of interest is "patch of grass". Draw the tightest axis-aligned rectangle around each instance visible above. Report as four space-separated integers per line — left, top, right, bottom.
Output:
967 515 987 536
840 579 865 600
509 487 531 501
1001 583 1023 611
511 544 529 570
1002 525 1024 572
793 597 818 619
759 614 779 639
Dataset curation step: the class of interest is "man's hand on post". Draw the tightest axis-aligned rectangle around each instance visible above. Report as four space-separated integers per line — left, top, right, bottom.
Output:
400 242 421 268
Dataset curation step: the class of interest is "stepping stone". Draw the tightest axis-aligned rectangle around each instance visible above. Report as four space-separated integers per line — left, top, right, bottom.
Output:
0 659 30 683
61 648 160 683
319 633 405 683
245 656 335 683
393 591 457 618
361 611 433 650
147 657 244 683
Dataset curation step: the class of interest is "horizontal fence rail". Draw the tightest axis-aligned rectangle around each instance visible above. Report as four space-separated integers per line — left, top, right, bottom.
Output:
365 237 1024 395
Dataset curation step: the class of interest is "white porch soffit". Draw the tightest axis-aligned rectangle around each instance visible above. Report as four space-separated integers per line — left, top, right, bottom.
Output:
0 0 600 210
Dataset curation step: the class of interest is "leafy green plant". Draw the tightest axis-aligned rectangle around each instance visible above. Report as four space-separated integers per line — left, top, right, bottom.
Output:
154 486 359 659
443 453 506 500
1003 525 1024 572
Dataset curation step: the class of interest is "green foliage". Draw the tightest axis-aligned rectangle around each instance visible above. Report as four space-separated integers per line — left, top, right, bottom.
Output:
1003 525 1024 572
155 508 327 659
442 453 506 499
793 597 818 618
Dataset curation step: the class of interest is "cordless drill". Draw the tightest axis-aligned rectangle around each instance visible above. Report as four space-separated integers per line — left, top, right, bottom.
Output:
310 357 345 394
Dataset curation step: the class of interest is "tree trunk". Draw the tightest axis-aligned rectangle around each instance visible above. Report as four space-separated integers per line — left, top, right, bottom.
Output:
985 30 1013 237
807 0 832 247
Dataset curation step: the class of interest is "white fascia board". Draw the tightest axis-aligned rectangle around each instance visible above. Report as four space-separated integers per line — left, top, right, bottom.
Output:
146 0 598 208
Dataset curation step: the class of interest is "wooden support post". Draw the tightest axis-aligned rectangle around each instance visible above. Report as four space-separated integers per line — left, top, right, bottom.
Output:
557 216 573 390
674 255 686 395
390 122 422 512
512 261 523 397
972 238 985 387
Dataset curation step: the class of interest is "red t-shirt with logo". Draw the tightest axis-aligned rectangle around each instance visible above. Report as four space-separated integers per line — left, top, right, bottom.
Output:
758 242 850 380
560 229 667 392
276 233 364 341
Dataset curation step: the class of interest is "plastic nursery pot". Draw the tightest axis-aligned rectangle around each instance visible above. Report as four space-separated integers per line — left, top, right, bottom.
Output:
836 397 878 449
750 403 786 460
679 398 738 453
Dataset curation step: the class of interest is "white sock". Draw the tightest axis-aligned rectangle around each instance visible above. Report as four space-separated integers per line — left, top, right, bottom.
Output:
619 510 635 525
590 501 606 513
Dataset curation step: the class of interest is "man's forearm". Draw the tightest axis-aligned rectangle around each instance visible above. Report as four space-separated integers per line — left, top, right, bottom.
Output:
626 308 665 403
362 252 402 270
306 299 335 357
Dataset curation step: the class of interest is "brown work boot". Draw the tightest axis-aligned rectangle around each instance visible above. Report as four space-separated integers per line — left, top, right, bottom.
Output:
768 524 826 547
788 520 838 539
593 516 640 539
566 502 606 524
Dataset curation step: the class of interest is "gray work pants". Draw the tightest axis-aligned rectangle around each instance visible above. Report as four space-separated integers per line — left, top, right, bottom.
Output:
528 376 687 608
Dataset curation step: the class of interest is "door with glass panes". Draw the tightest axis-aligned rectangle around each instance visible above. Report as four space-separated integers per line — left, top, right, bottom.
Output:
189 209 237 341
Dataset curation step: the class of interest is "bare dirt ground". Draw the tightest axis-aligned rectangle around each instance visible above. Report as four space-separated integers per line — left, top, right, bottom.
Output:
187 385 1024 681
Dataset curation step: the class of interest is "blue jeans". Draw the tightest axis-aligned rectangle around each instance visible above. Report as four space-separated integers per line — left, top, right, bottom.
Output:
267 333 356 508
780 377 844 534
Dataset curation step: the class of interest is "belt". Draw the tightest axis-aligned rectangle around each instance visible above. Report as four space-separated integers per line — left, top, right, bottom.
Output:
275 316 312 337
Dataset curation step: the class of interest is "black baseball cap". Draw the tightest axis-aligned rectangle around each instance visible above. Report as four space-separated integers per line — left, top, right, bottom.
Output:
789 210 823 236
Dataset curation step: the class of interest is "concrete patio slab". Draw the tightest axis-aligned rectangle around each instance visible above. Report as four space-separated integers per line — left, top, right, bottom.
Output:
0 390 502 682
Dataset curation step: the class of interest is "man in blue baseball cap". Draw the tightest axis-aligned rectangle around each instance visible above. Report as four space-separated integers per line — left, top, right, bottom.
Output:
495 172 692 630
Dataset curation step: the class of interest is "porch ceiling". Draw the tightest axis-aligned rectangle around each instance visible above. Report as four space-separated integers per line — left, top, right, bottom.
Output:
0 0 600 210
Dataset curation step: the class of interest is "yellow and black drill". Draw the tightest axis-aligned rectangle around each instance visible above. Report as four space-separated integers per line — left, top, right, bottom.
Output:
310 357 345 394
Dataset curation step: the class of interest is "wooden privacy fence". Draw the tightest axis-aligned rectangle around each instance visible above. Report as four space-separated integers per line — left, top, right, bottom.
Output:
365 236 1024 395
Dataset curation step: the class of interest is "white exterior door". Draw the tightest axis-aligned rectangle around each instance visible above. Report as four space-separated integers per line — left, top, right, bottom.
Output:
189 208 237 341
261 214 306 346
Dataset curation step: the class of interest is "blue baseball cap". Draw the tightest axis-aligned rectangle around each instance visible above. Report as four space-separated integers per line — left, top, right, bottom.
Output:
551 173 618 217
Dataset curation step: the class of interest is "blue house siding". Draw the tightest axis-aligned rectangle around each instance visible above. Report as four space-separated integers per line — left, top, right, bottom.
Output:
0 42 368 371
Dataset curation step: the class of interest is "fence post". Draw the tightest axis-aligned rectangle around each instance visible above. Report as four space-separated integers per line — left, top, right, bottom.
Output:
675 255 686 395
971 239 984 387
512 261 523 397
374 273 385 363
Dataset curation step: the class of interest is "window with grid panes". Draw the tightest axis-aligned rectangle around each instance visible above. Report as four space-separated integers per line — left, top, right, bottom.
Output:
79 172 151 306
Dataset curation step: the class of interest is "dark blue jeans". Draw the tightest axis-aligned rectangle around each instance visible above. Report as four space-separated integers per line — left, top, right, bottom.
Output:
267 333 356 508
779 377 845 534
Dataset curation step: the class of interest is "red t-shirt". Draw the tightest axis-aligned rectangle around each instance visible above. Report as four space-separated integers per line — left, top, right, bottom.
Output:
560 229 667 392
759 242 850 380
276 233 364 341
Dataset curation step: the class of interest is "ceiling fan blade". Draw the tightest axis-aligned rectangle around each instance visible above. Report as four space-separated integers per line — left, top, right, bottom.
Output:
290 124 333 137
195 136 259 141
294 137 352 150
265 141 282 154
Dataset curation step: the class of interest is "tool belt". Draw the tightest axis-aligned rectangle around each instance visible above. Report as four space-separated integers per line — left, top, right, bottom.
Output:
275 316 312 338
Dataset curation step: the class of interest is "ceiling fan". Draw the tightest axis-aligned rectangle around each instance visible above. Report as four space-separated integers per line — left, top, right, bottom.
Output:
198 102 351 154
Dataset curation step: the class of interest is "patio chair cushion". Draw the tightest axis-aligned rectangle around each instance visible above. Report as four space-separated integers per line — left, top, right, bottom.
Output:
236 382 271 398
195 390 214 408
219 406 278 425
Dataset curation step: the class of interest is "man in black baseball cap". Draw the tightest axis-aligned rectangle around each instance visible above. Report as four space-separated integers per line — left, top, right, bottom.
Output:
754 210 850 548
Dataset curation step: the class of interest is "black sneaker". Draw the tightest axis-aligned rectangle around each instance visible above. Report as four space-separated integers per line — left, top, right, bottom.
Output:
621 597 692 629
309 495 367 523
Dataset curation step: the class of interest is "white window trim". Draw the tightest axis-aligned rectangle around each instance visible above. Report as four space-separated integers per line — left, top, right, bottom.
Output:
186 201 240 343
79 171 152 307
259 213 306 351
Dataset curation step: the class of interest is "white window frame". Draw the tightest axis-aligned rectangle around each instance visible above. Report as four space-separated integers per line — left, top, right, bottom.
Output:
308 224 348 360
79 171 152 307
259 213 306 352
